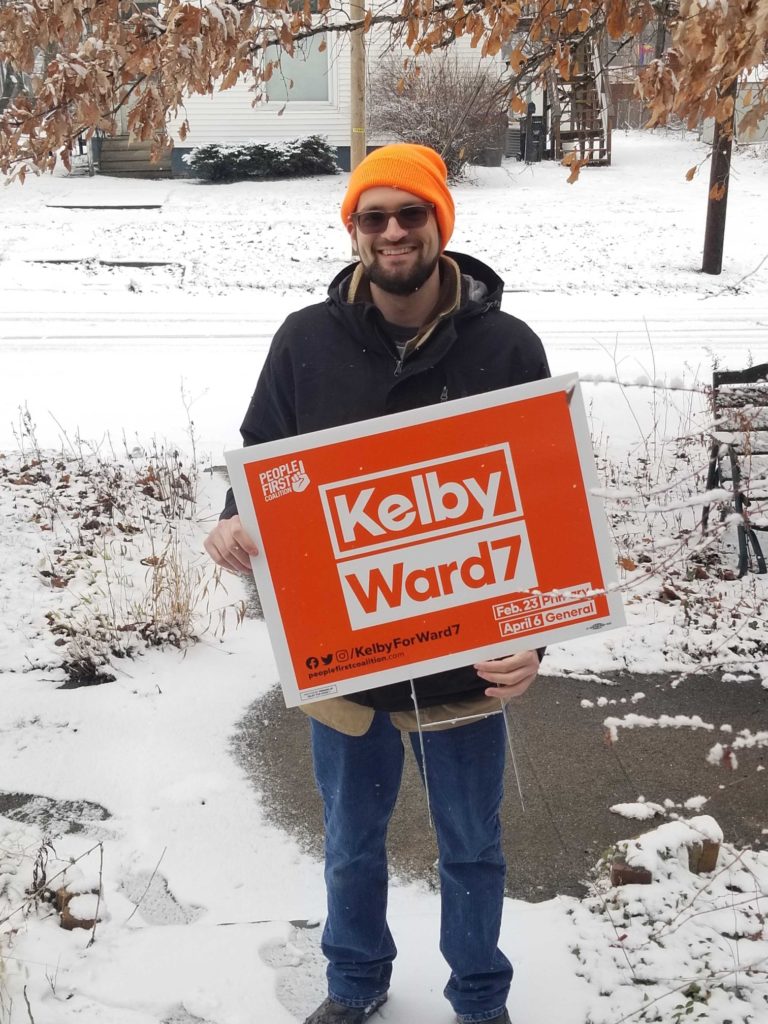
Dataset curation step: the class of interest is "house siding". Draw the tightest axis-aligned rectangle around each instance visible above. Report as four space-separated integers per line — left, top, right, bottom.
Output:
168 31 351 152
167 20 508 170
701 81 768 145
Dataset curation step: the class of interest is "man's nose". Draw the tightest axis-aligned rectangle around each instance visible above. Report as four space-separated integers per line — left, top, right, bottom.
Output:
380 213 407 240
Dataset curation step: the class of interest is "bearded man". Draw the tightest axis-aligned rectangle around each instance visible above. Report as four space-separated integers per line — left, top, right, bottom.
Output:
204 143 550 1024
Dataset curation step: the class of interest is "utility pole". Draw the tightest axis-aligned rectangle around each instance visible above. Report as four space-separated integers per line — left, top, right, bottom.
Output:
654 0 668 60
350 0 366 171
702 79 738 276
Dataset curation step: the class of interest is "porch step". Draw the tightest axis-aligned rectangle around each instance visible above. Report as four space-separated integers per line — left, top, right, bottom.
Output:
98 137 173 178
505 127 522 159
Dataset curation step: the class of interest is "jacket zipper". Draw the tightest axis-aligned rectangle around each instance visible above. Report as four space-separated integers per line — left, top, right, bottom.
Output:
393 356 448 401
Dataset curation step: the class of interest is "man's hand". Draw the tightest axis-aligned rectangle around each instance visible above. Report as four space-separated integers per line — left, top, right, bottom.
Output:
203 515 259 574
474 650 540 701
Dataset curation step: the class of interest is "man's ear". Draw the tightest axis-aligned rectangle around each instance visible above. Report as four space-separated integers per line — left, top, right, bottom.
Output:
345 219 358 255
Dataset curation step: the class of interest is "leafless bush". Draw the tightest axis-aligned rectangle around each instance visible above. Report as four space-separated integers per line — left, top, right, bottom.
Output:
367 55 509 180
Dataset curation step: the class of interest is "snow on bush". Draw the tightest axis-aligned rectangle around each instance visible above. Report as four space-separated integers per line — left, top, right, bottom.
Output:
183 135 339 182
573 816 768 1023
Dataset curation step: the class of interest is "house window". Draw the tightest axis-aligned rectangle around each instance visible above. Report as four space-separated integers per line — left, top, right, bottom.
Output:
265 37 329 102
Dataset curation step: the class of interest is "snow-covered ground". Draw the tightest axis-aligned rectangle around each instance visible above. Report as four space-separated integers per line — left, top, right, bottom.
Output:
1 131 767 1024
2 130 767 456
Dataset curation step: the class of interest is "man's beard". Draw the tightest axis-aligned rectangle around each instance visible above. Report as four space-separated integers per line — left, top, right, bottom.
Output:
362 250 440 296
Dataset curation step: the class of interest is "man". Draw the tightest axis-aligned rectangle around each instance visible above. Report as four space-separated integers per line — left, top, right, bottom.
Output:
204 144 550 1024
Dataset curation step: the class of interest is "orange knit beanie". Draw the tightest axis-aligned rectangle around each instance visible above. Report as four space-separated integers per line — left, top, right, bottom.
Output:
341 144 455 250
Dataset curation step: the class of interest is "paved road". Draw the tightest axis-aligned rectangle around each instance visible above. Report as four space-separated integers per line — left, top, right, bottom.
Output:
234 658 768 902
3 300 765 450
3 299 765 452
3 304 767 351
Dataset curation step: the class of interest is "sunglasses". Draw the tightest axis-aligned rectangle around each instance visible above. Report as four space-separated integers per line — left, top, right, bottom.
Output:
349 202 435 234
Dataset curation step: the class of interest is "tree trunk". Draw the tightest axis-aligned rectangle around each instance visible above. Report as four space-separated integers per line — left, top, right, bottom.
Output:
702 79 738 276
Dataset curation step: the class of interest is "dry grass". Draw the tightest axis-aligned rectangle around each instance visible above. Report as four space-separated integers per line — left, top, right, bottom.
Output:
5 410 245 686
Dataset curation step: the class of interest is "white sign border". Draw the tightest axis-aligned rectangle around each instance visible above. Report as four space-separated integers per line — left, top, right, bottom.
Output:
225 373 625 708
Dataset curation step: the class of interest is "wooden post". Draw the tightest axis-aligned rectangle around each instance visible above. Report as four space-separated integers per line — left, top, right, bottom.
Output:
524 102 534 163
350 0 366 171
702 79 737 276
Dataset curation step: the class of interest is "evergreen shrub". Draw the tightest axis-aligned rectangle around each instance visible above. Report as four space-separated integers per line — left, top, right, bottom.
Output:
183 135 339 181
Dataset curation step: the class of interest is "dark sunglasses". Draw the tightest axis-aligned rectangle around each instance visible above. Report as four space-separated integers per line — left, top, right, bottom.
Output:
349 202 435 234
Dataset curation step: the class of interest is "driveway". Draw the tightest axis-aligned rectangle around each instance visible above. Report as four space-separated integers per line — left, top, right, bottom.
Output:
234 665 767 901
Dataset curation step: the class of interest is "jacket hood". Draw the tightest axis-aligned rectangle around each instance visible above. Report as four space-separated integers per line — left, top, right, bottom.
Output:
327 250 505 313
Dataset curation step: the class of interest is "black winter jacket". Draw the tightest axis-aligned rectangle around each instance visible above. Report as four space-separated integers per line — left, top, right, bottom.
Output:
222 252 550 712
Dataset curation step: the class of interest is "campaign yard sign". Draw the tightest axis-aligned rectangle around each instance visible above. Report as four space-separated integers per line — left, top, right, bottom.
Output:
225 374 625 708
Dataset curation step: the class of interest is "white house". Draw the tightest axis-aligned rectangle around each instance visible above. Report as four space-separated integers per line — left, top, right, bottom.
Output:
160 23 509 174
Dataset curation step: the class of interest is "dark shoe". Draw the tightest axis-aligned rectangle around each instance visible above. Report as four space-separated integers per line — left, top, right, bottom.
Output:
457 1012 511 1024
303 994 387 1024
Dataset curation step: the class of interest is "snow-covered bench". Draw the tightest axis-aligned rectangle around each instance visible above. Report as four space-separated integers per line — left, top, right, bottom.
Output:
701 363 768 577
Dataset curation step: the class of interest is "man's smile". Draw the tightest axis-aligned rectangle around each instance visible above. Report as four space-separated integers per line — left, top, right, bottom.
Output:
378 245 417 256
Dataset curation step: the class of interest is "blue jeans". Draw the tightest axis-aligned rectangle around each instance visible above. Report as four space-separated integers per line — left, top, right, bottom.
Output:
310 711 512 1023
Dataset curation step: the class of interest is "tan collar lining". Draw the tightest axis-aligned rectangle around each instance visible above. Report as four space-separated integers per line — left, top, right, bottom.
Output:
346 256 463 356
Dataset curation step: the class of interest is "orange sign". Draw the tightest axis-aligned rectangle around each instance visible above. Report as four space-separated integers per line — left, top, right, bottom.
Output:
226 374 624 707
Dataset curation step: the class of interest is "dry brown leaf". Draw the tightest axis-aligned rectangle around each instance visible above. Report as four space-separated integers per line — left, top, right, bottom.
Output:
1 0 767 176
508 47 524 74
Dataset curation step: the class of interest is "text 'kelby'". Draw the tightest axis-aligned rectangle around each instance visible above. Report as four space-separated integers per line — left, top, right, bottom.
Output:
320 445 520 558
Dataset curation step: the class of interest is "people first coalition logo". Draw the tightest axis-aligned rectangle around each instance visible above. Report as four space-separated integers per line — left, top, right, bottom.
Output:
259 459 310 502
318 445 538 630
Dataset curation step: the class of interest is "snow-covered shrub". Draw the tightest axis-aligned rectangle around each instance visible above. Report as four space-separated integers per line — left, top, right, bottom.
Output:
367 54 509 180
183 135 339 181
